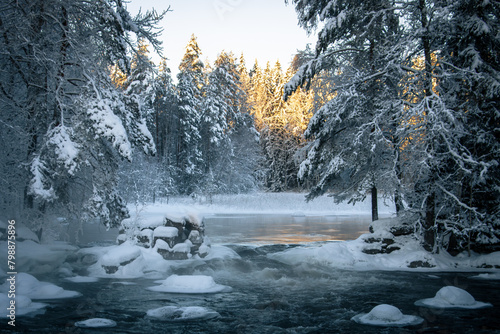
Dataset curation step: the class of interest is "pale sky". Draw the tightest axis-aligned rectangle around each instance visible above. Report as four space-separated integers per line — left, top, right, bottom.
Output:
126 0 316 77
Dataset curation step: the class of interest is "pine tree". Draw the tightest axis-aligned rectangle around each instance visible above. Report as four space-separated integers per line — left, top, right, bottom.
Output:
0 0 165 229
286 0 406 221
176 34 205 194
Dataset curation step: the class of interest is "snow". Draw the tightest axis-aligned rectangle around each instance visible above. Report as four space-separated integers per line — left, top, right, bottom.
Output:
74 318 117 328
153 226 179 238
101 242 142 267
147 275 232 294
351 304 424 327
0 240 76 275
146 306 220 321
414 286 493 309
0 293 46 317
0 273 80 299
47 125 79 175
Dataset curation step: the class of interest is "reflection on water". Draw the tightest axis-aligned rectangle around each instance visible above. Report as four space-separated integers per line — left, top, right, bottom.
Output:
204 214 372 244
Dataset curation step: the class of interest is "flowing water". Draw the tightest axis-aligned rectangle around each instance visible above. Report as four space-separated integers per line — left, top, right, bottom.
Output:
3 214 500 333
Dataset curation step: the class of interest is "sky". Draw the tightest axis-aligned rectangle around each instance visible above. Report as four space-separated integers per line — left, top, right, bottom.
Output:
125 0 316 77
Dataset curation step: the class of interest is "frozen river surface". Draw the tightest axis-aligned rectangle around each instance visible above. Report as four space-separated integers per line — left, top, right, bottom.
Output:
3 214 500 333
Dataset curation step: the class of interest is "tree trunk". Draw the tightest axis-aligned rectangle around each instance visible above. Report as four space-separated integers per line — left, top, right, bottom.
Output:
371 186 378 222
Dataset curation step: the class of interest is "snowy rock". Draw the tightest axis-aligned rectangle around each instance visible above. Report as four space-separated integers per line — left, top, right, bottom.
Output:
153 226 179 248
116 233 127 245
101 243 141 274
414 286 492 309
119 212 210 259
74 318 117 328
147 274 232 294
351 304 423 327
137 229 153 248
0 273 80 299
146 306 219 321
0 293 47 317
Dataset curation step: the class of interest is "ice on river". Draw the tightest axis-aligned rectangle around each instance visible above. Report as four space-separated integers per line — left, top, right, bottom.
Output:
74 318 117 328
351 304 424 327
0 273 80 300
147 274 232 294
414 286 493 309
146 306 220 321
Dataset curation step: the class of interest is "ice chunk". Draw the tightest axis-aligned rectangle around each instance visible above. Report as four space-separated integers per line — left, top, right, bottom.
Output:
0 273 80 300
74 318 117 328
147 275 232 294
415 286 492 309
146 306 219 321
0 293 47 317
351 304 423 327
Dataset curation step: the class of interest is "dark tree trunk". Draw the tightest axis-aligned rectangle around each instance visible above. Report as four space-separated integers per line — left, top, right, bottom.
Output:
371 186 378 222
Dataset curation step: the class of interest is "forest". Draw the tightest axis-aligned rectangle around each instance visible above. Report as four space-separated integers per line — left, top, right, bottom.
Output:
0 0 499 256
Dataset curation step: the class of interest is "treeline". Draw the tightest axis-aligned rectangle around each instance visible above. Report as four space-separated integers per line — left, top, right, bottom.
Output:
285 0 499 254
117 35 318 203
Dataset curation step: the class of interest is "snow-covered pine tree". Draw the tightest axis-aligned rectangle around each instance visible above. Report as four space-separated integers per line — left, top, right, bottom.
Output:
176 35 205 194
0 0 165 229
400 0 500 253
286 0 404 221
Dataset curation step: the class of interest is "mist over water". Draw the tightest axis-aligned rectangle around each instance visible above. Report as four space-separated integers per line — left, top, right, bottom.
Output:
3 214 499 333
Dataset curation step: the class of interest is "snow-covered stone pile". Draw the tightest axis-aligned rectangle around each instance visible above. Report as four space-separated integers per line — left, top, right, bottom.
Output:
118 213 210 261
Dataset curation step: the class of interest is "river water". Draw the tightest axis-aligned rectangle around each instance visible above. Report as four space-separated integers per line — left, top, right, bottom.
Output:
3 214 500 333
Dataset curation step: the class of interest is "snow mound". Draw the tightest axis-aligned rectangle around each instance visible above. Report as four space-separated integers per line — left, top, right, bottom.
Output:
351 304 423 327
154 226 179 238
74 318 117 328
101 243 141 267
414 286 492 309
147 275 232 294
146 306 219 321
0 273 80 299
0 293 47 317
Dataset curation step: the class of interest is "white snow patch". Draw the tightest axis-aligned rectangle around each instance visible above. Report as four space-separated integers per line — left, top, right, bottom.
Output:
146 306 219 321
101 242 141 267
351 304 423 327
147 275 232 294
0 273 80 300
74 318 117 328
0 293 47 317
414 286 492 309
153 226 178 239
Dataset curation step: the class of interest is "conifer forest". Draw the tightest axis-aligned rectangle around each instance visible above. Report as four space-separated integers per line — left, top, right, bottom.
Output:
1 0 499 258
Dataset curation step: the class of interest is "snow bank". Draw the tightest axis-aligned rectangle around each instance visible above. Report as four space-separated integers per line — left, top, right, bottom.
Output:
0 240 77 275
0 293 46 317
74 318 117 328
147 275 232 294
0 273 80 300
351 304 423 327
134 192 395 216
414 286 492 309
146 306 219 321
83 242 238 279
